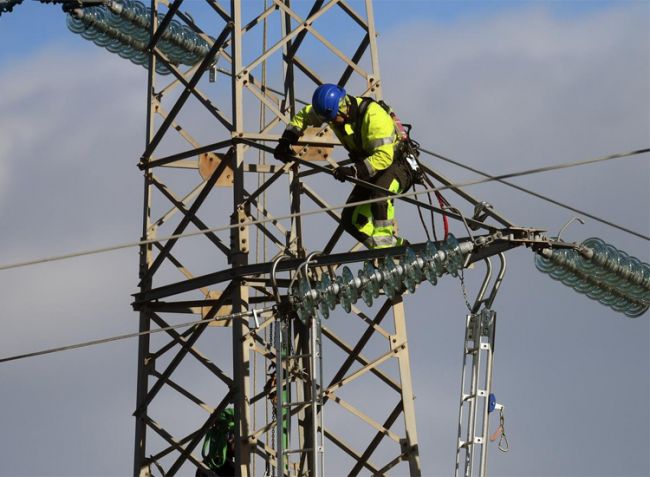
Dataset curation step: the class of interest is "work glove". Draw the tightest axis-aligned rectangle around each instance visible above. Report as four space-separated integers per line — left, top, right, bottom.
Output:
333 165 357 182
348 153 372 180
274 129 300 162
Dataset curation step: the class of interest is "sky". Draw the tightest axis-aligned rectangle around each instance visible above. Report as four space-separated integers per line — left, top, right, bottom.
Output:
0 1 648 476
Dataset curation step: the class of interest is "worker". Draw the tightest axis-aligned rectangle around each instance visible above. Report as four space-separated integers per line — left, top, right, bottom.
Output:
196 408 236 476
274 84 411 249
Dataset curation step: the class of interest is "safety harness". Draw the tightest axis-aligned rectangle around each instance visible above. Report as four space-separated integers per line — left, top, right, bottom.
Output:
347 97 422 185
348 96 450 240
201 407 236 473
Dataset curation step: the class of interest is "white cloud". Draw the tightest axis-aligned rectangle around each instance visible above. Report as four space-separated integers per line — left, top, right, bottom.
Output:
376 5 649 475
0 4 647 476
379 5 649 166
377 3 649 250
0 47 145 259
0 250 136 354
0 48 148 357
0 48 140 146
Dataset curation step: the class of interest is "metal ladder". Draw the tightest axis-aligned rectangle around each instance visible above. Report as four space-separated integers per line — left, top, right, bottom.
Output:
455 254 506 477
274 313 325 477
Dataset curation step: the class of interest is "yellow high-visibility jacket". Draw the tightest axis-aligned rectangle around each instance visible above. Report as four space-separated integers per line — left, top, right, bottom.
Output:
286 96 397 178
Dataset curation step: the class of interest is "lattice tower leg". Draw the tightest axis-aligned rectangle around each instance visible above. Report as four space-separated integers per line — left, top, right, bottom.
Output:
392 298 423 476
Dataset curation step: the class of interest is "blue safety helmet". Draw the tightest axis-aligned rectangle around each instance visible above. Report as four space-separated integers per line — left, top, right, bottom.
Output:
312 84 346 121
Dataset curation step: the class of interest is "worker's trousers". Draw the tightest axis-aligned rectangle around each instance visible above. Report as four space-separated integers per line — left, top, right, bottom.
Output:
341 160 411 249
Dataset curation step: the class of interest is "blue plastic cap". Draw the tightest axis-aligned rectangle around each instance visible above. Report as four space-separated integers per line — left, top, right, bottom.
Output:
488 393 497 413
312 84 346 121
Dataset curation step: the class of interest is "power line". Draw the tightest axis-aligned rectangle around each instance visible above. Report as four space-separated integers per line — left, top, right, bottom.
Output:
420 147 650 241
0 147 647 364
0 307 274 365
0 147 647 273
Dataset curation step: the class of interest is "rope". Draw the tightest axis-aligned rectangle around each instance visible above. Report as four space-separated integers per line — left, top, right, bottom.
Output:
0 147 647 273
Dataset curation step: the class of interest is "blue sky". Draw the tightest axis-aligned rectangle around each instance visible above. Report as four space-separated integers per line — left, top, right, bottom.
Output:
0 1 648 476
0 0 636 65
373 0 629 23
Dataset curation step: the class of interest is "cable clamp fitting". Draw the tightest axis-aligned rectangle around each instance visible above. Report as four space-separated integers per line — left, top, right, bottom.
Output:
251 308 261 330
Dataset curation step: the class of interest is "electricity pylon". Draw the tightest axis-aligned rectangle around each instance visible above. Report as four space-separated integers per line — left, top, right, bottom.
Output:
131 1 422 475
3 1 646 475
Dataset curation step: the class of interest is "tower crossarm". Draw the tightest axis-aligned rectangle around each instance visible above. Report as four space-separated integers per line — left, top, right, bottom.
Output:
132 227 572 306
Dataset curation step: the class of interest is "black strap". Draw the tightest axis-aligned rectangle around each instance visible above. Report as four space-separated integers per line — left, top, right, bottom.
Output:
353 97 375 154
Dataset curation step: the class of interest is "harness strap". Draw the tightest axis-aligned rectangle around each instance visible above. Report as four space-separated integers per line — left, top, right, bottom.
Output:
353 97 374 153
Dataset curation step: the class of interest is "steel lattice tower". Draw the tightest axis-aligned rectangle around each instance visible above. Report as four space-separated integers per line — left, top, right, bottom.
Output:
132 1 421 475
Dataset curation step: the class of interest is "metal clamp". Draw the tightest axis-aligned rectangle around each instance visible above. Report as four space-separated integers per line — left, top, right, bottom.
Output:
251 308 261 329
469 201 494 230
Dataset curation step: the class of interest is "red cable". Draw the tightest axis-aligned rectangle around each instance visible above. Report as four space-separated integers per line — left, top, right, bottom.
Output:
435 191 449 239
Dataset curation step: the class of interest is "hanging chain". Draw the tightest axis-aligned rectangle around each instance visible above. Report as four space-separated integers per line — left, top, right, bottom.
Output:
458 268 473 312
267 312 277 471
270 398 277 475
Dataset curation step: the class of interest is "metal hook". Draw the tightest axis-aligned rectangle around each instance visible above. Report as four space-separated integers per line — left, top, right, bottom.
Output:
489 407 509 452
443 205 477 244
556 216 585 242
301 251 322 291
286 250 321 295
498 421 509 452
271 255 290 303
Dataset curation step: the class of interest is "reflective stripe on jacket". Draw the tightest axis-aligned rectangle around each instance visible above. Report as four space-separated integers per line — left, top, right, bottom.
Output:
287 97 397 177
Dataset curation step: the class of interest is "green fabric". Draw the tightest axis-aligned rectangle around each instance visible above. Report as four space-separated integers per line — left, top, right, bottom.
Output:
352 178 401 249
202 407 235 470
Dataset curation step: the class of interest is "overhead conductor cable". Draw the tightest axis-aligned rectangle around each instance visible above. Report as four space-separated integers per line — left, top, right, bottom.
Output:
0 147 647 273
420 147 649 241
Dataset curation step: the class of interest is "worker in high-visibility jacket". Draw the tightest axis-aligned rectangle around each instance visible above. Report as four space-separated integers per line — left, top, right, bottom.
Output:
274 84 411 249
